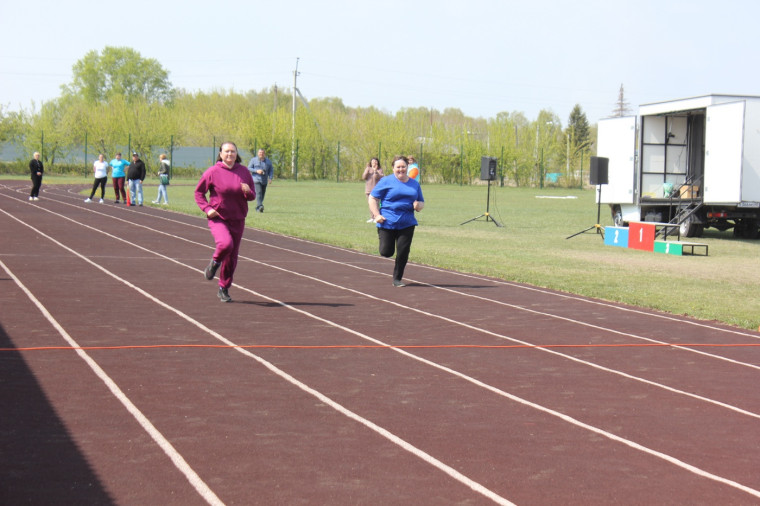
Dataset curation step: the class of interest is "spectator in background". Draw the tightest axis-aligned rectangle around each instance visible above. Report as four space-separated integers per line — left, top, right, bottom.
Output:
153 154 171 205
29 151 44 201
127 152 146 206
407 155 420 183
109 152 129 203
362 157 384 222
195 142 256 303
247 148 273 213
85 154 108 203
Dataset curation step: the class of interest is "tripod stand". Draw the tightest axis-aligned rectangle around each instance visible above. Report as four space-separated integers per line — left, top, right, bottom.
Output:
566 184 605 239
461 178 504 227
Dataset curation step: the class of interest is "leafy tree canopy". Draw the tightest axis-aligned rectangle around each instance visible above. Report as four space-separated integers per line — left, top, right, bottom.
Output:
63 46 173 104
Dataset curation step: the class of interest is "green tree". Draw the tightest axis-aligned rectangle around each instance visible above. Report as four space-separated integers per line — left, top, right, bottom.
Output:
563 104 591 186
567 104 589 148
24 97 76 166
0 105 25 144
63 46 174 104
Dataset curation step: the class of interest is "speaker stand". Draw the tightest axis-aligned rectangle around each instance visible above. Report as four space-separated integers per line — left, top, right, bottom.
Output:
566 184 605 240
461 179 504 227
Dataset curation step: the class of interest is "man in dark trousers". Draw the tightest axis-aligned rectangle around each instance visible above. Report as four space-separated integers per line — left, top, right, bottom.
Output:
29 152 44 201
247 148 273 212
127 152 146 206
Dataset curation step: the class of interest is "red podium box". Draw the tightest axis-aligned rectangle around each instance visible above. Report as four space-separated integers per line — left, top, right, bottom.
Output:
628 222 655 251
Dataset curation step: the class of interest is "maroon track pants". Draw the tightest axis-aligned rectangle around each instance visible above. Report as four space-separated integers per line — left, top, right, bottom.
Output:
207 217 246 289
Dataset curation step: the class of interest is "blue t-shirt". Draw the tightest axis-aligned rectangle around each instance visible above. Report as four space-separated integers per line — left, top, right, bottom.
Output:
370 175 424 229
109 158 130 178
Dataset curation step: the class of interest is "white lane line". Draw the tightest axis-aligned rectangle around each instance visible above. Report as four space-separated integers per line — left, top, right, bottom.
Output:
18 187 760 363
244 226 760 338
5 190 760 418
0 204 514 505
3 194 760 499
0 259 225 506
31 183 760 339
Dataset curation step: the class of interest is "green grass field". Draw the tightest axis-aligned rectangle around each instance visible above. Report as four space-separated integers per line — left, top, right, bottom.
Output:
8 175 760 330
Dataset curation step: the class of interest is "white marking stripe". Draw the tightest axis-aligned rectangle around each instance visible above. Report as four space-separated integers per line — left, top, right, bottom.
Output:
0 204 514 505
4 189 760 500
0 259 225 506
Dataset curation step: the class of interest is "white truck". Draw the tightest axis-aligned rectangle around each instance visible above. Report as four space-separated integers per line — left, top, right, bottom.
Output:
597 94 760 239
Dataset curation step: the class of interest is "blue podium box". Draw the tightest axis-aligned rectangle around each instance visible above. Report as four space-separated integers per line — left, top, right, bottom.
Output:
604 226 629 248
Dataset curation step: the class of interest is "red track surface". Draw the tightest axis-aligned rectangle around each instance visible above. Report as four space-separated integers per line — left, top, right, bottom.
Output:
2 182 760 505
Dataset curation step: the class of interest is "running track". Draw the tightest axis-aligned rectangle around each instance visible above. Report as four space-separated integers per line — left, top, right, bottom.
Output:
2 182 760 505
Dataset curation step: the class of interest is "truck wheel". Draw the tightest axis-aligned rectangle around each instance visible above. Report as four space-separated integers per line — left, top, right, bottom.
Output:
737 219 759 239
679 215 698 237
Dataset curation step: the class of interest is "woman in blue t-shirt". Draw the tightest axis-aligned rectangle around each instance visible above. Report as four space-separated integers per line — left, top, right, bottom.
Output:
368 155 425 287
109 152 130 203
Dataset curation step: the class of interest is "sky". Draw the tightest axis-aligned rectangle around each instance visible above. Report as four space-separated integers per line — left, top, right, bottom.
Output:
3 0 760 126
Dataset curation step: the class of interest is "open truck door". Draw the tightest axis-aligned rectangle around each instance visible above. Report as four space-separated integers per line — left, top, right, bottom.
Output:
704 101 745 203
597 116 637 224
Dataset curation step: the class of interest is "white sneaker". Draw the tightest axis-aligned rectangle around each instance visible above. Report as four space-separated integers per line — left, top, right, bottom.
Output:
84 198 92 203
152 200 159 204
29 196 34 201
98 199 104 203
33 197 39 201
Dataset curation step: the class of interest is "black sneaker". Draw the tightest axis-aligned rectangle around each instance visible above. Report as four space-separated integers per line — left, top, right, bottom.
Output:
204 259 220 280
392 279 406 287
218 287 232 302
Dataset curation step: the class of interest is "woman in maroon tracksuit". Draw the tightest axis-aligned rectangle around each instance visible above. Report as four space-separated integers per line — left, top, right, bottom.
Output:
194 142 256 303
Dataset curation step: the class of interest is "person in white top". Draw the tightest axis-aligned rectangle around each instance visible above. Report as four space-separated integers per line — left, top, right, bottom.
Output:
152 153 171 204
85 154 109 203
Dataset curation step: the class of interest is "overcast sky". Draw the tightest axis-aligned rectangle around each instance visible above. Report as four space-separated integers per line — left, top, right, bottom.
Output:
2 0 759 125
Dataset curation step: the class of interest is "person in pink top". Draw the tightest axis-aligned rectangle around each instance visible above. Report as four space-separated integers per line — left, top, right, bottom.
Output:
194 142 256 302
362 157 384 222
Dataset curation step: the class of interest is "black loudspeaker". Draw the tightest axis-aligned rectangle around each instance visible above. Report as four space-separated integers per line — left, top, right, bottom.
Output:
480 156 497 181
589 156 609 185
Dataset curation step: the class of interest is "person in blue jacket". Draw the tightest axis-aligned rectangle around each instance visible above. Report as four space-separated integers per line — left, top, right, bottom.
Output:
368 155 425 287
247 148 273 212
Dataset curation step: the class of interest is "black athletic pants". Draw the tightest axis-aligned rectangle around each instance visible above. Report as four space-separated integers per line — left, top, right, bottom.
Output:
377 225 416 282
89 177 107 199
30 174 42 197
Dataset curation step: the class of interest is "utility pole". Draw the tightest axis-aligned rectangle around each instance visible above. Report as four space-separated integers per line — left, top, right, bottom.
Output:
291 58 300 176
272 84 278 141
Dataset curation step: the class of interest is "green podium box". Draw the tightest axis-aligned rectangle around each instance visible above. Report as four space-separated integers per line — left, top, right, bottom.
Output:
654 240 683 256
